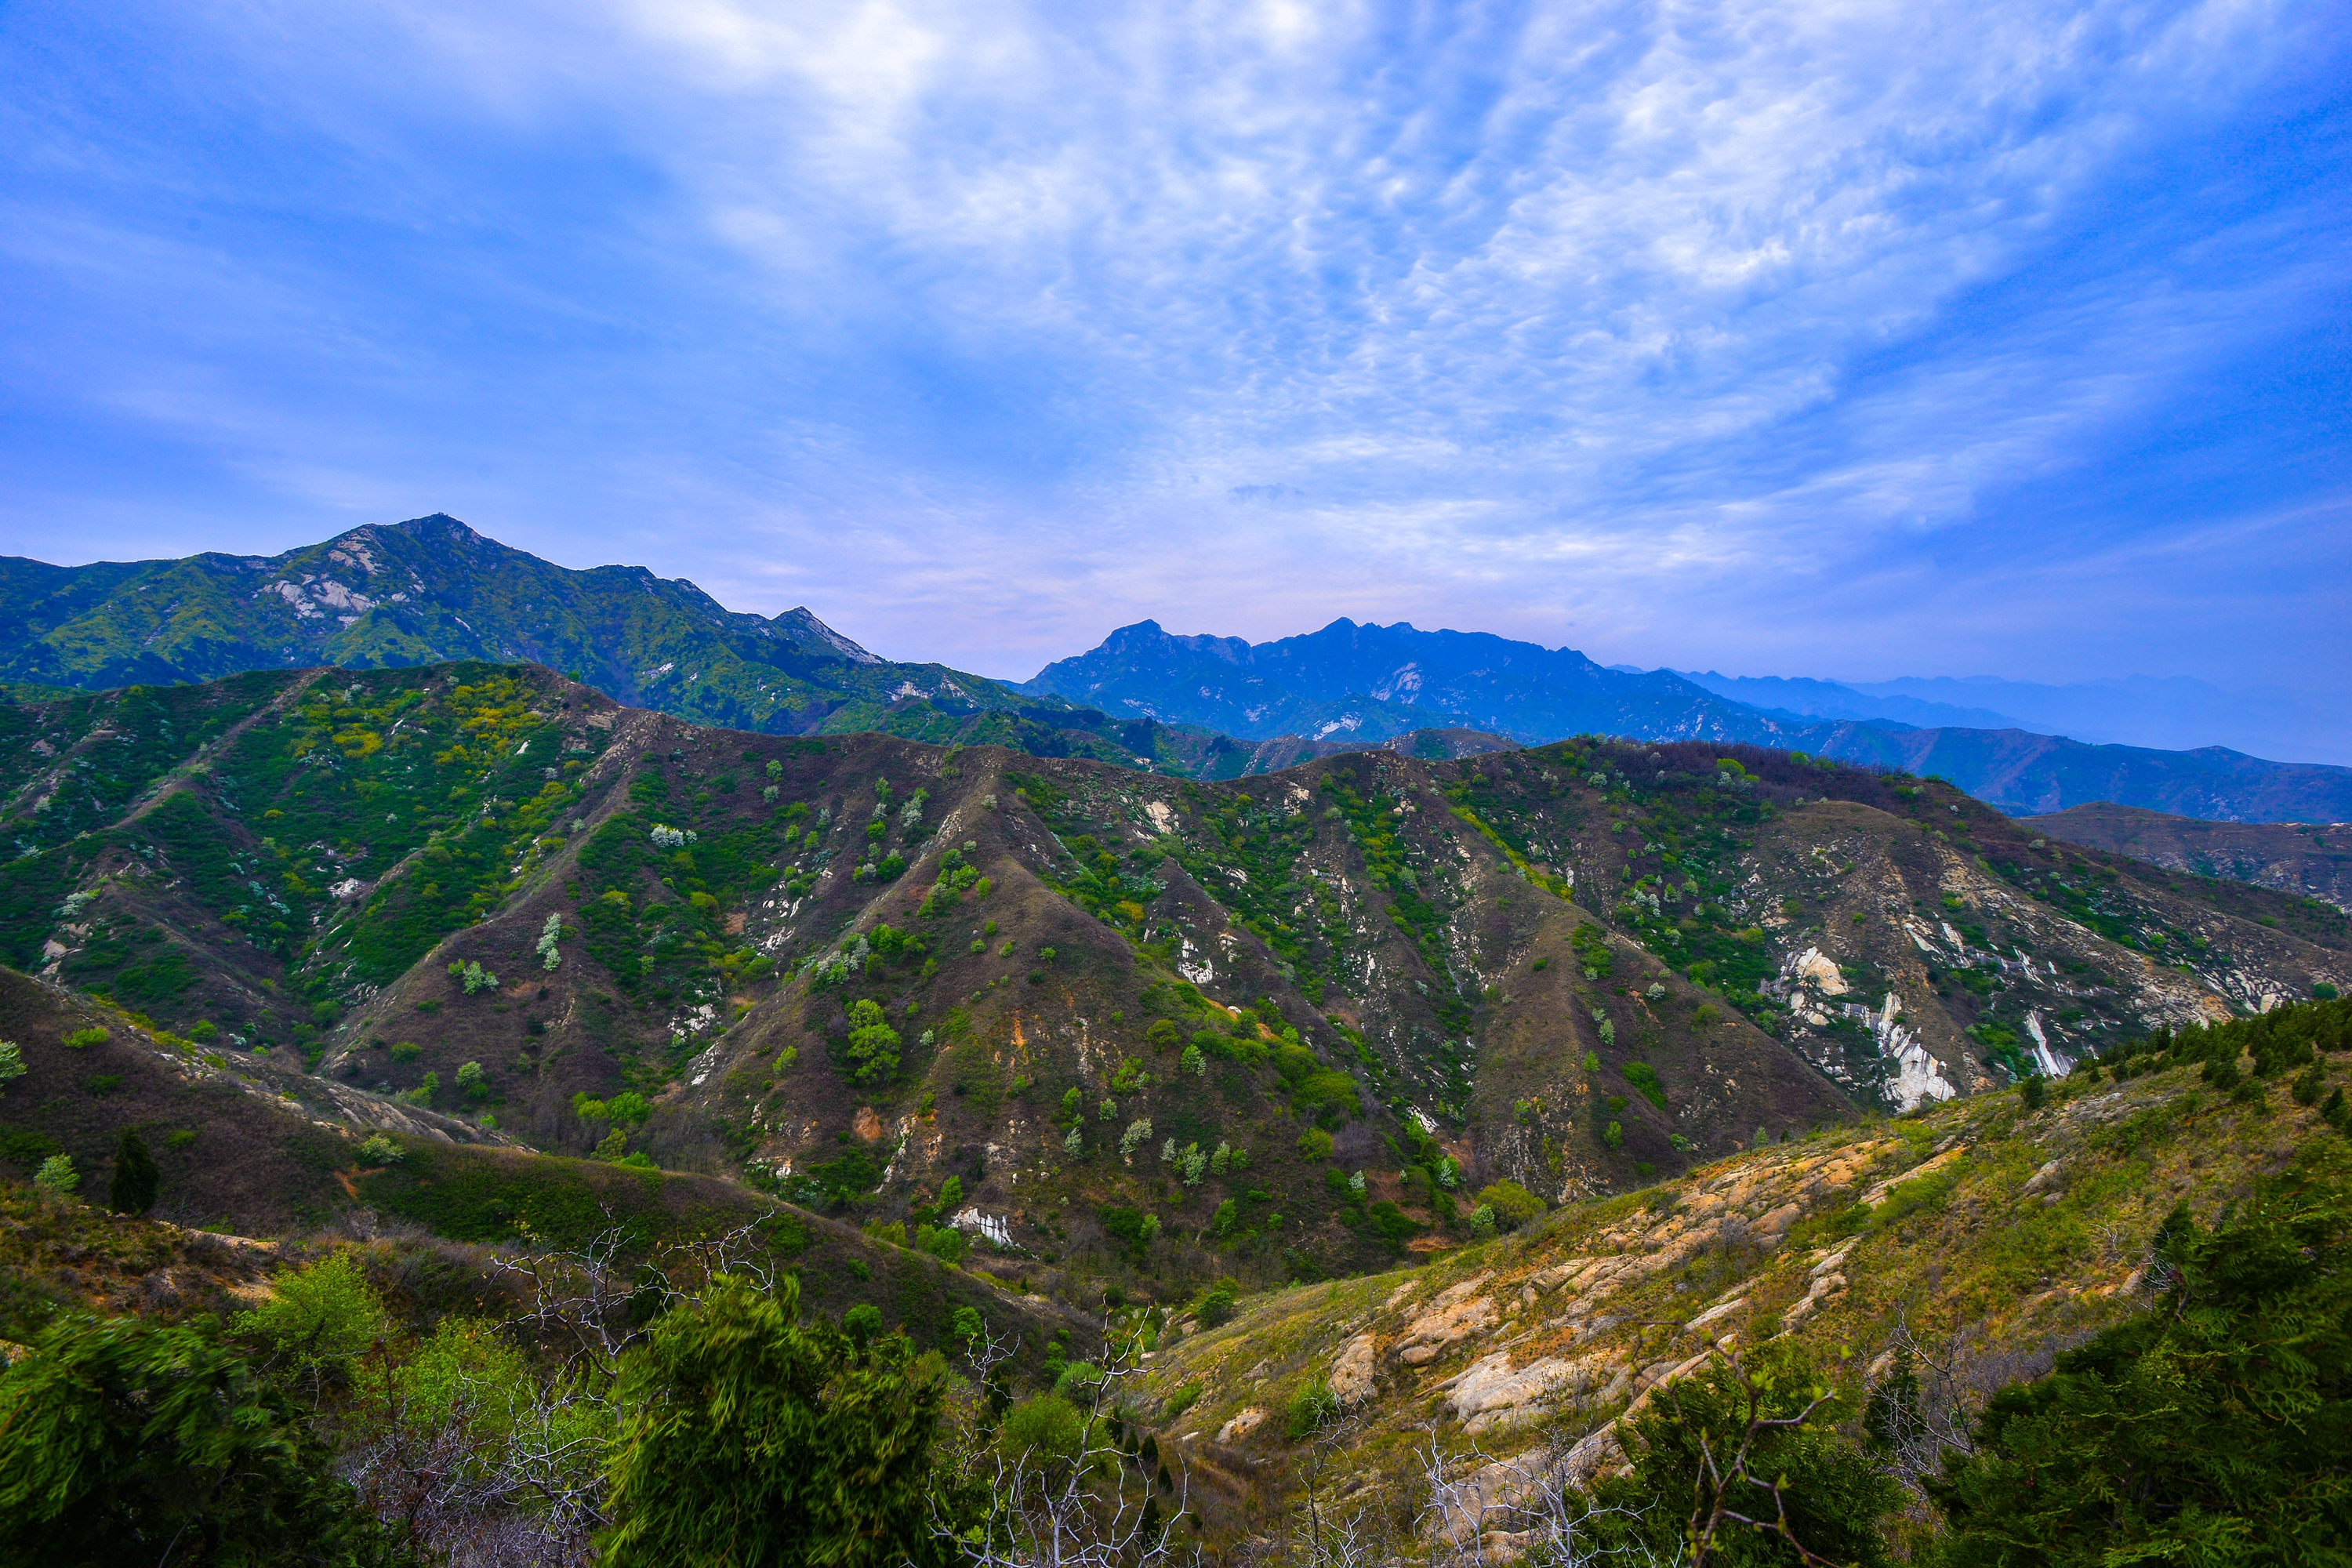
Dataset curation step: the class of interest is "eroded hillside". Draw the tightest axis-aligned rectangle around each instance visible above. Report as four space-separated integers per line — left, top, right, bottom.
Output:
2 664 2343 1305
1135 1000 2352 1552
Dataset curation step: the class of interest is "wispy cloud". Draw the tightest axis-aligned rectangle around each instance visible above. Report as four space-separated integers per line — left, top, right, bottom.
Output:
0 0 2345 691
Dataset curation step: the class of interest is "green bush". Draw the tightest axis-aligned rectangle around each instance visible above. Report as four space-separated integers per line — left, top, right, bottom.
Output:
1286 1381 1340 1440
106 1129 158 1216
1473 1180 1546 1231
230 1253 390 1373
602 1276 947 1568
1582 1348 1896 1566
1929 1171 2352 1563
844 999 901 1085
1191 1278 1240 1327
32 1155 77 1196
62 1026 108 1050
0 1316 395 1561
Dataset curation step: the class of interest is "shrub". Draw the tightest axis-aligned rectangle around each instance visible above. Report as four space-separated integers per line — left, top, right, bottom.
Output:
230 1253 390 1372
1191 1278 1240 1327
1473 1181 1545 1230
1584 1348 1896 1566
1286 1381 1341 1440
0 1312 406 1566
63 1026 108 1050
601 1276 945 1568
1929 1172 2352 1563
1467 1204 1497 1239
0 1041 22 1094
844 999 902 1085
999 1394 1086 1463
356 1134 403 1164
34 1154 78 1196
1297 1127 1334 1160
1621 1061 1666 1111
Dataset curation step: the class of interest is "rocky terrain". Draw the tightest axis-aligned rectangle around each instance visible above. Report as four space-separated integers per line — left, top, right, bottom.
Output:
2 661 2344 1313
1137 1006 2352 1552
2027 801 2352 913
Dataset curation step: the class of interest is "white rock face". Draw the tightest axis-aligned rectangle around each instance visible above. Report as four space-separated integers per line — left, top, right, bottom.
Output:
1780 1271 1848 1331
1446 1351 1617 1434
2023 1010 2074 1077
1216 1406 1269 1443
1330 1333 1379 1406
1791 947 1849 996
1875 993 1957 1112
1396 1275 1497 1366
950 1207 1011 1247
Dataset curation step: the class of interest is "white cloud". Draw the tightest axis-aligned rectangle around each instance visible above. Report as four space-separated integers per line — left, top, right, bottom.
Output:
0 0 2343 694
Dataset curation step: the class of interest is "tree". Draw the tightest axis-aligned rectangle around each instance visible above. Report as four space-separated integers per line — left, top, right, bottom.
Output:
107 1128 158 1215
231 1253 392 1381
1584 1346 1898 1566
1928 1170 2352 1565
33 1154 77 1196
1472 1180 1546 1231
600 1273 946 1568
0 1312 406 1566
844 1000 901 1086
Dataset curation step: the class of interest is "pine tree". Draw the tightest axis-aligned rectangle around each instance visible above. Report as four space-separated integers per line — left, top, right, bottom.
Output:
601 1274 948 1568
107 1128 158 1216
1929 1169 2352 1563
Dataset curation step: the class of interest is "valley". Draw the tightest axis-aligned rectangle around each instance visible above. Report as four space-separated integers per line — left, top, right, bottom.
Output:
2 656 2348 1565
2028 802 2352 914
3 661 2343 1287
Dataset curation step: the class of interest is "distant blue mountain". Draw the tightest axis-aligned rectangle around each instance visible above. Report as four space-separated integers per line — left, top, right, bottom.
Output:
1028 620 2352 823
1671 670 2026 731
1022 619 1820 749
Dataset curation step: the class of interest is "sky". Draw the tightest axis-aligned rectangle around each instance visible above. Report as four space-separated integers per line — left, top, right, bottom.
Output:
2 0 2347 700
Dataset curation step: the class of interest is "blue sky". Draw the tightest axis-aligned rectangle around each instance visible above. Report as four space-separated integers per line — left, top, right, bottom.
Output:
2 0 2346 701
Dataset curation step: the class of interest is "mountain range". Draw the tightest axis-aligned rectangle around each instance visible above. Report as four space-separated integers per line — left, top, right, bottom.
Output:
1671 669 2352 767
1025 619 2352 824
7 514 2352 826
5 659 2343 1260
5 514 2347 1563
